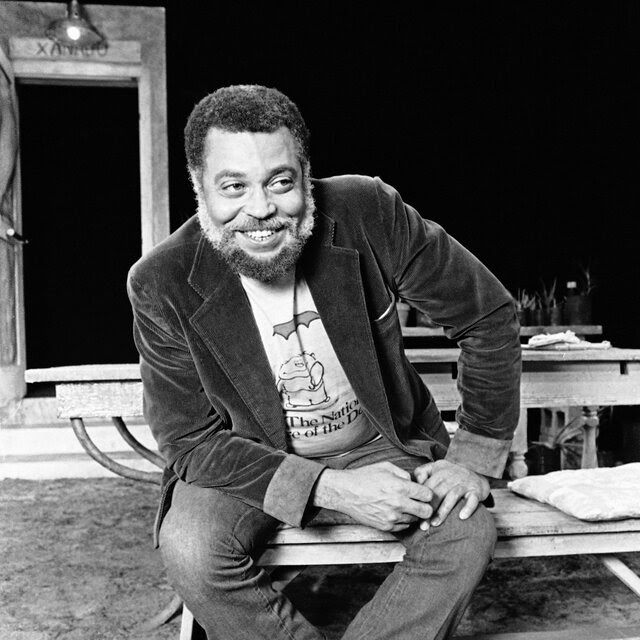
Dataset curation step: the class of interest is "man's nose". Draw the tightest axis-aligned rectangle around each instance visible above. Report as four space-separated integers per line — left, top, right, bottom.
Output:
243 188 275 219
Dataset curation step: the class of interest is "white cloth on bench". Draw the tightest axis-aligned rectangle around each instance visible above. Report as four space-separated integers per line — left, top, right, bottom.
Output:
508 463 640 521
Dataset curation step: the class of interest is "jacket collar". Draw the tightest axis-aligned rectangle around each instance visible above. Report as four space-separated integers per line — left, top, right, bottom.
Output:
186 211 392 448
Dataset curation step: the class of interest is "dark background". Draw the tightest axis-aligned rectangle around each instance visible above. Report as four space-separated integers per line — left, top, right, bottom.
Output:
17 1 640 367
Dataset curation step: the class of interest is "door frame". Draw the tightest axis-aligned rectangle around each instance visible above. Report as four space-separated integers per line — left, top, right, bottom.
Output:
0 3 168 407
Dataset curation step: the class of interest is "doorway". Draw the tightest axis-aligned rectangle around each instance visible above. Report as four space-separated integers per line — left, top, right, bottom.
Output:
18 84 141 368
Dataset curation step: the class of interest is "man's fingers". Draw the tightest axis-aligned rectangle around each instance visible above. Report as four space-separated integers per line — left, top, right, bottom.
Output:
402 498 433 521
377 461 412 480
413 462 434 484
405 480 433 504
431 487 464 526
459 491 480 520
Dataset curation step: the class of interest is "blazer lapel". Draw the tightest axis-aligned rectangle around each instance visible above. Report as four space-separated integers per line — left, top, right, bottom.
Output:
188 239 288 449
301 219 394 433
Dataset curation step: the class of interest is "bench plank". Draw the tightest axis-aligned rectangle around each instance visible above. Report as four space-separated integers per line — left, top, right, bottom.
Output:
57 382 144 418
48 372 640 418
260 490 640 566
259 532 640 566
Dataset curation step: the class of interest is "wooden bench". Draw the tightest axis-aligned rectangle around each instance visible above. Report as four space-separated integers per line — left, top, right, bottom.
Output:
178 487 640 640
23 360 640 639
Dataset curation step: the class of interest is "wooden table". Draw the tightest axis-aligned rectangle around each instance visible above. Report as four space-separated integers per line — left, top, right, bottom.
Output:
407 347 640 474
402 324 603 338
25 347 640 481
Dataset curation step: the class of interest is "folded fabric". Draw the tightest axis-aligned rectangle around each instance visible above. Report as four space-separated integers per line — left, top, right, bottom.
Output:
522 342 612 350
508 463 640 521
523 330 611 350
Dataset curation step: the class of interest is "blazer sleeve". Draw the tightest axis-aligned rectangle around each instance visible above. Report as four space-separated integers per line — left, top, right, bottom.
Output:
127 270 325 527
375 177 522 478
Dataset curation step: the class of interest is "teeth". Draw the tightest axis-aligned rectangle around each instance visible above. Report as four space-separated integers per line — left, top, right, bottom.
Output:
244 229 276 241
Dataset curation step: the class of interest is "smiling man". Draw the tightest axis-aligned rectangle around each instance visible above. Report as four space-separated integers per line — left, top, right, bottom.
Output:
193 124 316 282
127 85 521 639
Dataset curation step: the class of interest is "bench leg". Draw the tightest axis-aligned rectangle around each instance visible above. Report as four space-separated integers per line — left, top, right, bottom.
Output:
270 565 305 591
69 417 162 484
138 593 182 630
601 555 640 598
180 604 195 640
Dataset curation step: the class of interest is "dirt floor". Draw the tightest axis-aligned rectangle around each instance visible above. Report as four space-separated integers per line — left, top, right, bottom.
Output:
2 478 640 640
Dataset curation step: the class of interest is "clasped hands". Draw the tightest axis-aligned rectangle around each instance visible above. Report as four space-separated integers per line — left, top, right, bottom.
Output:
313 459 489 532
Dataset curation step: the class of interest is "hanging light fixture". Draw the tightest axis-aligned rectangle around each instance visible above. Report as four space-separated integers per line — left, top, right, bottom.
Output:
46 0 104 48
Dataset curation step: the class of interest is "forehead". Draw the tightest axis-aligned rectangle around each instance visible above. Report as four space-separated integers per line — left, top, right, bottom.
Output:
202 127 300 176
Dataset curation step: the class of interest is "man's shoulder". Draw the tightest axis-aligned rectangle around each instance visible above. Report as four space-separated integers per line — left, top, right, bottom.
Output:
312 175 402 235
128 215 202 285
312 174 403 219
312 174 382 204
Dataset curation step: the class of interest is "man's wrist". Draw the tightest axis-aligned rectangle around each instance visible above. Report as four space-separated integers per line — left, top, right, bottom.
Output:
311 468 344 510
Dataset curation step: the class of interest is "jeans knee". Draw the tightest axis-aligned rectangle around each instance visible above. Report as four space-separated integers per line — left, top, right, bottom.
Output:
158 483 279 598
160 514 254 597
159 511 218 575
463 503 497 561
403 502 497 570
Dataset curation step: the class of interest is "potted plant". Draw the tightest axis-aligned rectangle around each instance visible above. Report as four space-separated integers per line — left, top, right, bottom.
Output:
531 292 546 326
548 298 563 326
564 266 594 325
539 279 562 326
514 289 535 326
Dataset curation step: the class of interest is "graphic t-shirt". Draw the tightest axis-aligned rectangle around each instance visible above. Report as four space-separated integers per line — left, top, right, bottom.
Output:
240 271 379 457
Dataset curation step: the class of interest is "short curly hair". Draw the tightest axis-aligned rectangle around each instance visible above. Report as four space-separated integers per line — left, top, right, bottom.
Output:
184 85 310 183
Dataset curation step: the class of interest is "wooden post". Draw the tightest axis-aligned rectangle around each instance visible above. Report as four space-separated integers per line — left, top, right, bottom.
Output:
0 42 25 408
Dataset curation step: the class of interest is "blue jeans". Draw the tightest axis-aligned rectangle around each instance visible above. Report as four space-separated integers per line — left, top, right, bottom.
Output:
159 438 497 639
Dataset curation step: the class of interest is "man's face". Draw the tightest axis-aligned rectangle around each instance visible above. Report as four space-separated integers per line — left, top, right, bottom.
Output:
195 126 314 282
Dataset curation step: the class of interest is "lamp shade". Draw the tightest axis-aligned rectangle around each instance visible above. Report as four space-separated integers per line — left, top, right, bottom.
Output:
46 0 104 47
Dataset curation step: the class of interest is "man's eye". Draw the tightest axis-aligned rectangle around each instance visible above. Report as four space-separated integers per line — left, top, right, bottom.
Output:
270 177 294 193
221 182 245 193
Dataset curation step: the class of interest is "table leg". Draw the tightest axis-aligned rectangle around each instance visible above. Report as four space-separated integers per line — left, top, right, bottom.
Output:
580 405 600 469
508 408 528 479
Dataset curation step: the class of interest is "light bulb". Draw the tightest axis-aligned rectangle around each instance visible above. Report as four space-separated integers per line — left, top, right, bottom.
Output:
66 25 82 41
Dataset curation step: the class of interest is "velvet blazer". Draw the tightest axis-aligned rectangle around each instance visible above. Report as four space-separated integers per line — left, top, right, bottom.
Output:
127 175 521 529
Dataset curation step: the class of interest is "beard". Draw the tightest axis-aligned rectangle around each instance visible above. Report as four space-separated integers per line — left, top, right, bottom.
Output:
196 171 316 283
